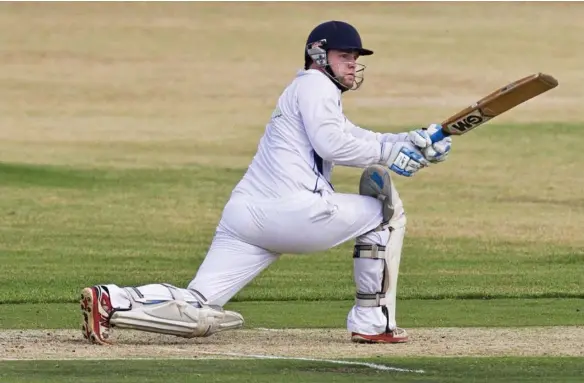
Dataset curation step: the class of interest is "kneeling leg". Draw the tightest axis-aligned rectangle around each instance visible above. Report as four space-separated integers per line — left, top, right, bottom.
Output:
81 229 278 345
81 283 244 345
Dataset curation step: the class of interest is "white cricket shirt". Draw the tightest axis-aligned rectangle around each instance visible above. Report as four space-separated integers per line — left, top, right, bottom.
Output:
231 69 404 199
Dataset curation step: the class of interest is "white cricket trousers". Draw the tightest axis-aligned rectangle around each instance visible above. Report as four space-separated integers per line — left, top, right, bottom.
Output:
187 187 407 335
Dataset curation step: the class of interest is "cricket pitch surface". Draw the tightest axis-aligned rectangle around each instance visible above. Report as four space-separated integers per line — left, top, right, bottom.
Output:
2 327 584 360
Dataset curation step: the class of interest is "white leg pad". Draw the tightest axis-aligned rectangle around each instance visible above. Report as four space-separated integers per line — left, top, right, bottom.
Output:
109 300 244 338
353 244 389 308
381 215 406 330
348 213 407 334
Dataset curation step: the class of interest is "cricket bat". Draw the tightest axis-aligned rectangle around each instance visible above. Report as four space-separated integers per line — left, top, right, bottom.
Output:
429 72 559 143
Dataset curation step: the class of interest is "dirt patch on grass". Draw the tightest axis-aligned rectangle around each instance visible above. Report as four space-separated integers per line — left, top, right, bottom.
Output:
1 327 583 360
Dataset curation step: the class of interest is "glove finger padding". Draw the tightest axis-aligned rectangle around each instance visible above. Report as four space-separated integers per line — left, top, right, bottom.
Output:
424 137 452 163
408 129 432 149
405 124 451 164
423 146 438 159
433 137 452 154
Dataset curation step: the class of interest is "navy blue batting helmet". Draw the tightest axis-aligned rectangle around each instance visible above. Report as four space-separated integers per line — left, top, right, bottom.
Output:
304 20 373 67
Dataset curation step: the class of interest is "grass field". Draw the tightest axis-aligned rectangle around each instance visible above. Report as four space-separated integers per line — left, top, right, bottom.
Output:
0 2 583 382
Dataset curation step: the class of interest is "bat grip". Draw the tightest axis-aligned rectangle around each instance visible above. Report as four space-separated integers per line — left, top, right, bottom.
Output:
429 127 450 144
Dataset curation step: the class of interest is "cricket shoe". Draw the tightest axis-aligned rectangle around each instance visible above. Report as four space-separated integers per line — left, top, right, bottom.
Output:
80 285 114 345
351 327 409 344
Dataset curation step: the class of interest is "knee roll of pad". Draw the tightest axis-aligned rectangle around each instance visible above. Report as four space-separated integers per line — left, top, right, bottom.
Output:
359 165 395 227
353 244 390 308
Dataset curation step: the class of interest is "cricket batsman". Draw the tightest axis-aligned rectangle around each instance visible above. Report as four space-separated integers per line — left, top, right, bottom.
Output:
80 20 452 345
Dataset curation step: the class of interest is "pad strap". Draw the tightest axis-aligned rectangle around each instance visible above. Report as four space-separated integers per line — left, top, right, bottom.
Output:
353 244 389 307
161 283 186 301
122 284 200 306
353 244 386 259
356 292 387 307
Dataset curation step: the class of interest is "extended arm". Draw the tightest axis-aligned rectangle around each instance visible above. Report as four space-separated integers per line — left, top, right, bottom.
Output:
344 118 409 144
346 118 454 164
297 77 428 176
298 83 390 168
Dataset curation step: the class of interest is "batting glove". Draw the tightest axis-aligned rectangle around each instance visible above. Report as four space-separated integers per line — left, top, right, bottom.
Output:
383 141 429 177
408 123 452 163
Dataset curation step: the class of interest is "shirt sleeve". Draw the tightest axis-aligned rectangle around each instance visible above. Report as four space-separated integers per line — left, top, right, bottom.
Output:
344 118 383 142
297 76 391 168
381 132 409 143
345 118 410 144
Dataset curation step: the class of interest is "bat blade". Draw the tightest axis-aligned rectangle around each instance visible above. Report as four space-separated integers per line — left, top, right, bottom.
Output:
431 73 558 142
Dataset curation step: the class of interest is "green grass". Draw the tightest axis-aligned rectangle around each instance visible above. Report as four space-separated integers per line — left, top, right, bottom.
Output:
2 235 582 304
1 299 583 329
1 125 582 317
2 129 581 381
1 147 583 305
1 358 583 383
1 3 583 381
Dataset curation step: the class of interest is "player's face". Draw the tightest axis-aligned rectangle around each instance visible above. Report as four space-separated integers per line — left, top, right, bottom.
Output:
327 50 363 89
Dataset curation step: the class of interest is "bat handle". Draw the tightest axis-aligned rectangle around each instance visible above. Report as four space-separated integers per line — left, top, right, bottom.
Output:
429 127 450 144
